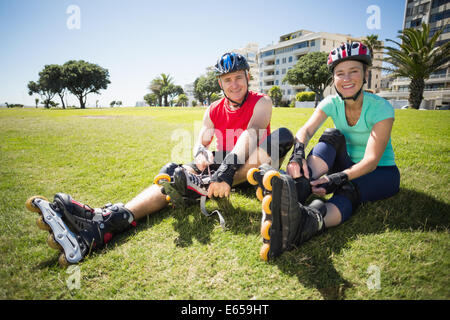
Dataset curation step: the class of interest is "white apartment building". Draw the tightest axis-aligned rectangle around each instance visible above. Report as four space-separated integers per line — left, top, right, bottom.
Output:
379 0 450 109
258 30 382 103
233 43 260 91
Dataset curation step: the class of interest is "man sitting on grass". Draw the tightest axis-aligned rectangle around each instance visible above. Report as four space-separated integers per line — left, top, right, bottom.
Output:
35 52 294 266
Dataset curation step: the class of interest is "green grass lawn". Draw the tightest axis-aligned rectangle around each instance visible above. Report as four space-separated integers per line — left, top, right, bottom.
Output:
0 107 449 300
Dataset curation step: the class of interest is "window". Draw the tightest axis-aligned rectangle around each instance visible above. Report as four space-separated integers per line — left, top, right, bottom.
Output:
288 56 293 63
282 57 286 64
282 68 286 74
323 39 326 46
275 80 279 85
260 50 275 58
276 59 280 65
432 0 450 8
430 9 450 23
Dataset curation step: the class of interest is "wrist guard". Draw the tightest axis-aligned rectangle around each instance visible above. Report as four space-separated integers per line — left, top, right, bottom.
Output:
317 172 349 194
194 145 209 158
211 153 241 187
289 142 305 165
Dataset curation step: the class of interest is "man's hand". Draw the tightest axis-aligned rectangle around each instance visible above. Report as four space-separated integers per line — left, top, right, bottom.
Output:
207 181 231 198
195 148 214 172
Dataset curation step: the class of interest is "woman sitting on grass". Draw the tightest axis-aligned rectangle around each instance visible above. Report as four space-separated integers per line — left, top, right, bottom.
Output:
255 42 401 261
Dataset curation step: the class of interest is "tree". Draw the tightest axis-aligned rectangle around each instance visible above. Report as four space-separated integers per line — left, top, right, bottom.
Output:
63 60 110 109
382 23 450 109
283 51 331 107
40 64 68 109
362 34 382 59
34 98 39 108
176 94 188 106
268 86 282 107
162 84 184 106
149 79 163 106
144 93 158 106
194 71 221 105
27 80 56 109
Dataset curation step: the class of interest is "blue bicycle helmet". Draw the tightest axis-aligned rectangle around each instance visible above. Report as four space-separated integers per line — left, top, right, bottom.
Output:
215 52 250 76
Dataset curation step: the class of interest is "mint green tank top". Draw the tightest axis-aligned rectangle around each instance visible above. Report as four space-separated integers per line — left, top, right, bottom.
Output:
318 92 396 166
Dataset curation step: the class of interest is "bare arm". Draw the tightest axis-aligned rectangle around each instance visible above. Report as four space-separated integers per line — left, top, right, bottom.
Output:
193 106 215 171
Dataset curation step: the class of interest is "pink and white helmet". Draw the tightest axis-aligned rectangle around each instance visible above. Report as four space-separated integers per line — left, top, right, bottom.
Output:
327 42 372 72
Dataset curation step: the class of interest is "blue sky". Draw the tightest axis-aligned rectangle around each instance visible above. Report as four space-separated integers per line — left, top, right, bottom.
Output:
0 0 406 107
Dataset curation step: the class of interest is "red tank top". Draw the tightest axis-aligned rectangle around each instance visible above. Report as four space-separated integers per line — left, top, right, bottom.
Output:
209 91 271 152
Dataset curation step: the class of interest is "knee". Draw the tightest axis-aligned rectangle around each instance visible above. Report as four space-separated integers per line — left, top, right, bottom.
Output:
158 162 180 177
318 128 346 153
334 181 361 212
260 127 295 159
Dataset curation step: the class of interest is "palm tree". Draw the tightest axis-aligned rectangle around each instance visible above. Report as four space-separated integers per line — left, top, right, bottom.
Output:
149 73 175 106
382 23 450 109
158 73 174 106
149 79 163 106
363 34 382 59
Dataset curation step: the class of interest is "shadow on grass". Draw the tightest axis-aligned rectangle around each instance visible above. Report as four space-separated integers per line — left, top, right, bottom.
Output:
33 186 449 300
270 188 450 300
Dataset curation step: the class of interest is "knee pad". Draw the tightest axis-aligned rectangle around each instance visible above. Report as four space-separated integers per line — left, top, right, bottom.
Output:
318 128 346 154
334 181 361 211
308 199 327 218
260 127 294 161
158 162 180 177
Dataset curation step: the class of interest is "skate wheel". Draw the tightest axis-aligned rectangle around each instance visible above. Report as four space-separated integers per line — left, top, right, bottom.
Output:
263 170 280 191
153 173 171 186
256 187 264 202
58 253 71 268
247 167 259 185
261 220 272 240
47 234 63 251
260 243 270 262
262 195 272 215
36 216 51 231
25 195 49 213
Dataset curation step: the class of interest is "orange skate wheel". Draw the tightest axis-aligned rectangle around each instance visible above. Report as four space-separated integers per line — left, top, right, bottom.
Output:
58 253 71 268
256 187 264 202
261 220 272 240
153 173 171 186
47 234 63 251
260 243 270 262
36 216 51 231
246 167 259 185
262 195 272 214
262 170 280 191
25 196 49 213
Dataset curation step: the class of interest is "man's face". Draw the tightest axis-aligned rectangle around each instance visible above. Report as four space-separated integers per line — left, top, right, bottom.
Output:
218 70 249 105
